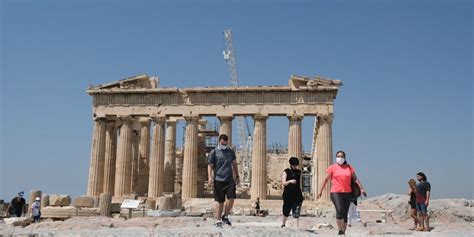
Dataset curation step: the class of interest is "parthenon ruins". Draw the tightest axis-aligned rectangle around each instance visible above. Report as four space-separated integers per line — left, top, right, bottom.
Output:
86 74 342 204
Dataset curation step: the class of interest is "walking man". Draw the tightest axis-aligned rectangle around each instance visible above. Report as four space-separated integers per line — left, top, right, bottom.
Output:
208 134 240 228
416 172 431 231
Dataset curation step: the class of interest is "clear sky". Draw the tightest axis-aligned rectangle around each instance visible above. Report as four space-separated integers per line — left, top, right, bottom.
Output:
1 0 472 200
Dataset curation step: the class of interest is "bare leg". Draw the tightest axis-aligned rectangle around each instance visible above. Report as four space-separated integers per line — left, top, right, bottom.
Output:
296 217 300 229
224 199 234 216
424 214 430 231
343 222 347 232
409 209 419 230
215 202 224 220
417 214 425 231
282 216 288 226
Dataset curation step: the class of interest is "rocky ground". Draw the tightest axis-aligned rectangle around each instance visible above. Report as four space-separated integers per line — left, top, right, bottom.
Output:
0 194 472 237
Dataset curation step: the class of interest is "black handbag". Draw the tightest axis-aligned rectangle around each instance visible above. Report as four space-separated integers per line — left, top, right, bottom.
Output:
349 165 361 198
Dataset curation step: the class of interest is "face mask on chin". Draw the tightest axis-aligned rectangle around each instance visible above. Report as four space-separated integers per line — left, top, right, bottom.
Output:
336 157 345 165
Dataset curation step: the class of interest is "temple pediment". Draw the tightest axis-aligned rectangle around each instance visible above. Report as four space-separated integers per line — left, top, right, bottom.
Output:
89 74 158 90
289 75 342 90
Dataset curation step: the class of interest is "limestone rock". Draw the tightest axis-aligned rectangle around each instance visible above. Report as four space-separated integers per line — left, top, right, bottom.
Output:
49 195 71 206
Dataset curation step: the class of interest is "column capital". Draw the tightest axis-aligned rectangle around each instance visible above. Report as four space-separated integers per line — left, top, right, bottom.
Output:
117 115 133 122
217 115 234 121
93 116 107 122
150 116 166 124
105 119 119 128
165 120 177 125
317 113 334 123
287 114 304 121
253 114 268 121
139 117 151 124
184 115 200 122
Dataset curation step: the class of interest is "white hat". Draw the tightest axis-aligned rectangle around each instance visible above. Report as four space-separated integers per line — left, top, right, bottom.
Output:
35 197 41 201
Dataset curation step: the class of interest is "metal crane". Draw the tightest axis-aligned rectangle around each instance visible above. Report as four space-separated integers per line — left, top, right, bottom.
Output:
223 29 252 186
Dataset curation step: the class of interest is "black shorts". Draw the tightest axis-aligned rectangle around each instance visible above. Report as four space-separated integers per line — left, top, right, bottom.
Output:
282 199 303 218
330 192 352 223
214 180 236 203
409 201 417 209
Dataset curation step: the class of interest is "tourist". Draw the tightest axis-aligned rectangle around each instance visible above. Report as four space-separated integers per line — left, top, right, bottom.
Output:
6 191 26 217
408 179 419 230
317 151 367 235
254 197 263 216
415 172 431 231
208 134 240 228
31 197 41 223
281 157 304 228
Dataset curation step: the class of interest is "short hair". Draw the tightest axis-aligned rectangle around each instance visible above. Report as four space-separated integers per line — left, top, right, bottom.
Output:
218 134 228 141
417 172 427 181
289 157 299 166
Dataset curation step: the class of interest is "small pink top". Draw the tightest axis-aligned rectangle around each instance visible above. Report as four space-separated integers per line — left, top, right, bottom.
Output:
326 164 355 193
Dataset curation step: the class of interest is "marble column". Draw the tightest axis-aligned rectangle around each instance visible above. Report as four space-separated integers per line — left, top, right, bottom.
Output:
87 118 107 196
288 115 303 167
181 115 199 199
137 118 151 195
102 119 117 195
114 117 134 197
314 114 334 203
163 120 177 193
148 117 165 198
250 115 268 200
130 128 141 194
218 116 233 146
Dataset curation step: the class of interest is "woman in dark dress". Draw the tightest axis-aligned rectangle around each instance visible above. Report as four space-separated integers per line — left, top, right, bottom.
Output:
281 157 304 228
408 179 419 230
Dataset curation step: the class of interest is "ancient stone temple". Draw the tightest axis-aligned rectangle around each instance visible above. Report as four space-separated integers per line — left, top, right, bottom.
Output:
85 74 342 203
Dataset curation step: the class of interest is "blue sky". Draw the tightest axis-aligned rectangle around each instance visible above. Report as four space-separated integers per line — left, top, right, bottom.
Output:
1 0 472 200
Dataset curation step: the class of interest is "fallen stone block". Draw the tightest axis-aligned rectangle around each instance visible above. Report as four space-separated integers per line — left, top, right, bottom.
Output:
41 206 99 219
73 196 95 207
49 195 71 207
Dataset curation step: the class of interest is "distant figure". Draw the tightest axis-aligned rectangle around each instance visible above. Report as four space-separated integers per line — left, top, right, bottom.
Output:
208 134 240 228
347 197 360 227
416 172 431 232
6 191 26 217
281 157 303 228
254 197 261 215
408 179 419 230
31 197 41 223
317 151 367 235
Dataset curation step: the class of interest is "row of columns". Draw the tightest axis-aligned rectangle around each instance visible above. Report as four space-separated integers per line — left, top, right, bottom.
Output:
87 116 178 198
87 113 334 202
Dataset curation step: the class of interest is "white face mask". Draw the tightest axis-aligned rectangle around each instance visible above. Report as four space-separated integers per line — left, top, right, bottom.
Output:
218 144 228 150
336 157 345 165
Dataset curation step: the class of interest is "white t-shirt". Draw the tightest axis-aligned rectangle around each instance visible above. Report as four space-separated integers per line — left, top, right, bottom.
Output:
31 202 41 217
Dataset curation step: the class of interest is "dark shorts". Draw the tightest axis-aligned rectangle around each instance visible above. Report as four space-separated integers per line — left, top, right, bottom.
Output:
214 180 236 203
409 201 416 209
282 199 303 218
416 203 428 214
